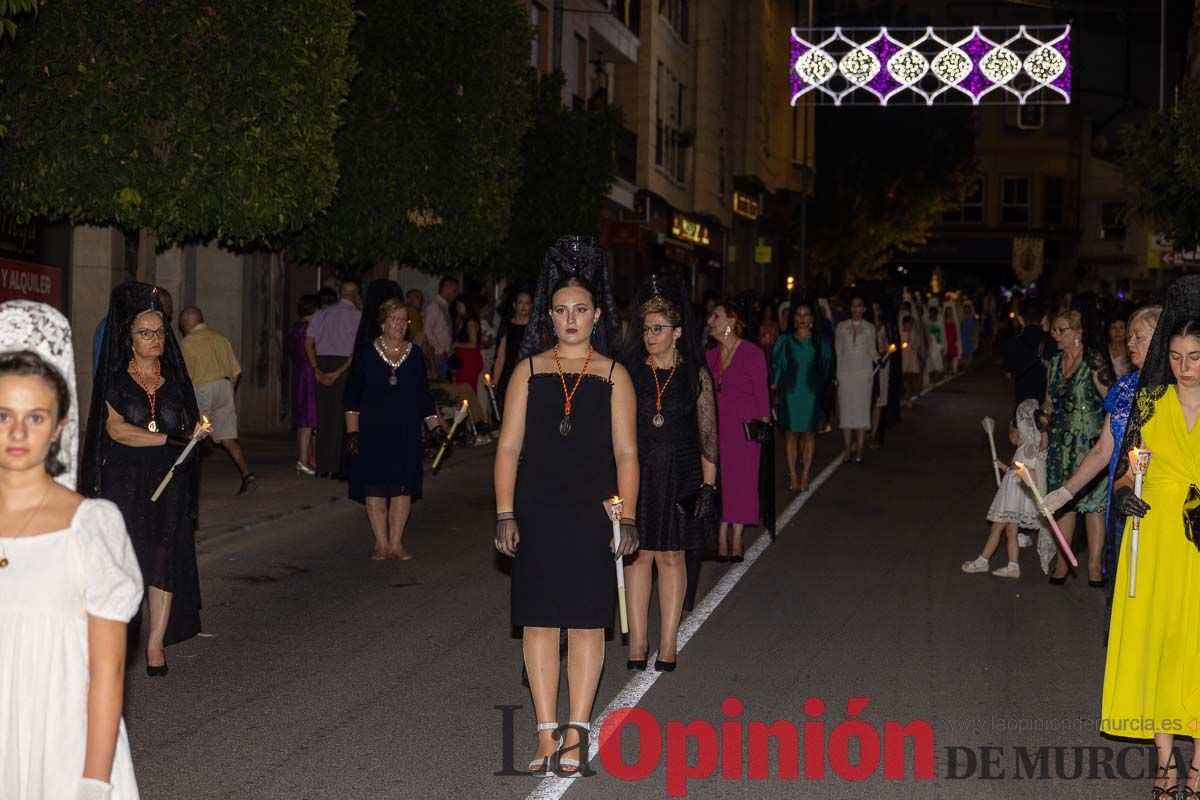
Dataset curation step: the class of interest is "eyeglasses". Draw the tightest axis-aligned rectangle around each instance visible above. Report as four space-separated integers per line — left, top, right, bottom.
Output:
643 324 677 337
133 329 166 341
1051 326 1072 335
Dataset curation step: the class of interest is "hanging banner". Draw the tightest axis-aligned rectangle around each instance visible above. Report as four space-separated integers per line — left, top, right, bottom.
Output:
1012 237 1043 287
0 258 63 309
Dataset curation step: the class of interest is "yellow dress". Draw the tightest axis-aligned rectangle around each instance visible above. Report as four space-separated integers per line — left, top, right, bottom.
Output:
1102 386 1200 739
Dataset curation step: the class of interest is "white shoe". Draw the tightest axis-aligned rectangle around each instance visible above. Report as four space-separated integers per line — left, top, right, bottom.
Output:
1017 533 1032 548
992 564 1020 579
528 722 559 777
558 721 590 778
961 557 989 573
295 461 316 476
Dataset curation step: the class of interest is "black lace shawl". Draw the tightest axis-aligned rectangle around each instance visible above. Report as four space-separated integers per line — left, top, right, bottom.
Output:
351 279 404 361
1115 275 1200 483
620 271 718 466
81 281 199 498
518 235 623 360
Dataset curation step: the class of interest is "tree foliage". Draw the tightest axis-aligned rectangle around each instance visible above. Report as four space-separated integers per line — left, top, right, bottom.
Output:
0 0 356 247
0 0 39 41
491 71 621 278
804 106 976 287
288 0 532 272
1121 83 1200 251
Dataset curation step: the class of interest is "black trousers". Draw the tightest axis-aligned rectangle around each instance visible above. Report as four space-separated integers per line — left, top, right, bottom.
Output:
315 355 350 475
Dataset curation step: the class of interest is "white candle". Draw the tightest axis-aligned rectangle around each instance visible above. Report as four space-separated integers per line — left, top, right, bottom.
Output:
607 496 629 634
432 400 470 473
1014 461 1077 567
1128 448 1153 597
150 416 211 502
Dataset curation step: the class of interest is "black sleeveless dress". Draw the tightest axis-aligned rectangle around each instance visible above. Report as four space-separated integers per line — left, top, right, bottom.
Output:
631 364 712 551
512 360 618 629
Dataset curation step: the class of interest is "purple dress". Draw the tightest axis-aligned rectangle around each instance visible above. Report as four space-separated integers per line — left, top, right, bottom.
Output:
288 320 318 429
708 341 770 525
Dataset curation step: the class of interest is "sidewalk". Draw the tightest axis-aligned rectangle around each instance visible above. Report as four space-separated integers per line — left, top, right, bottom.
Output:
193 432 496 548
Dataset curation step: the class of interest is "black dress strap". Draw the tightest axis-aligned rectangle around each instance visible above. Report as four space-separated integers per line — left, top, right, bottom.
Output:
528 355 535 376
608 359 617 380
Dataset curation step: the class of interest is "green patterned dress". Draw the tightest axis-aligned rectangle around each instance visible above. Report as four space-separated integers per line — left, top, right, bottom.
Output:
1046 350 1114 513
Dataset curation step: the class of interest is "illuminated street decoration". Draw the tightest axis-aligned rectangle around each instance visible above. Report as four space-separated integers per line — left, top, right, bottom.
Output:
790 25 1071 106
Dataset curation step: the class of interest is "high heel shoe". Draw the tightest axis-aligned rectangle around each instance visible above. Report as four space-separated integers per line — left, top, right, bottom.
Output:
558 721 590 777
1088 578 1106 588
730 554 744 563
146 660 169 677
627 658 647 671
295 461 316 476
1048 575 1067 585
715 553 729 563
528 721 559 777
1152 757 1180 798
654 658 676 672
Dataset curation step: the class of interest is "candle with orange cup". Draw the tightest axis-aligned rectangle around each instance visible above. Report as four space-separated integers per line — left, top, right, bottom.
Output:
1127 447 1152 597
603 495 629 634
432 399 470 473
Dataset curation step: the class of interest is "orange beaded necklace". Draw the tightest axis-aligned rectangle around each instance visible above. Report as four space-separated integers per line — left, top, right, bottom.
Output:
553 342 593 437
647 354 678 428
129 357 162 432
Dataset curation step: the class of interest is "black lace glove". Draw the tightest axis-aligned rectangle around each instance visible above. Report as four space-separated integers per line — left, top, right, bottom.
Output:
429 426 449 449
165 434 191 448
1113 485 1150 519
693 483 717 520
345 431 361 457
613 518 639 557
495 512 519 556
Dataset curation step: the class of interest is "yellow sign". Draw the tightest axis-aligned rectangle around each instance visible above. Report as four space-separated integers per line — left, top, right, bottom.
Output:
755 245 773 264
1147 233 1171 270
733 192 760 220
671 214 710 246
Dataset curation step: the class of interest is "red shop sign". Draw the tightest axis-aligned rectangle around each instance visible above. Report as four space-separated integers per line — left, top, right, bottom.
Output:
0 258 63 309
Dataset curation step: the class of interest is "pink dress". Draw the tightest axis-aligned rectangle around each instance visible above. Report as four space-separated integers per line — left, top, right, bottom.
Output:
288 320 318 428
708 341 770 525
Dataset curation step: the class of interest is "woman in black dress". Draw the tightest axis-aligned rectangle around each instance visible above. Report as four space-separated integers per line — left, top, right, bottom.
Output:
82 281 207 676
345 295 445 560
494 236 638 776
621 275 717 672
492 288 532 411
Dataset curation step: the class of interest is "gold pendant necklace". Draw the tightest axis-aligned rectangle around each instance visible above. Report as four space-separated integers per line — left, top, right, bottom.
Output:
0 481 53 569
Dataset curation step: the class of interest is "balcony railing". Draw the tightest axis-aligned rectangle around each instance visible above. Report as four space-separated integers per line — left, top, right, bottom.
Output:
617 127 637 184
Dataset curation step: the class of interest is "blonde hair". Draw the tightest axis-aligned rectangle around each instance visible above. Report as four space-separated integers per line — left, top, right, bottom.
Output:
1054 310 1083 332
1129 304 1162 333
377 297 408 325
640 296 681 326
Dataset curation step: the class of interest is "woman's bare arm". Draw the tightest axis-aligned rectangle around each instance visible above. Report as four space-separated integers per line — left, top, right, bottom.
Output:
105 402 168 447
609 361 640 521
83 616 126 782
494 357 532 515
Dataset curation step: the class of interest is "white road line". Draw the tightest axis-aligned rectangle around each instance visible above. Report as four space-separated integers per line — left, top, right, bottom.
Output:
524 455 843 800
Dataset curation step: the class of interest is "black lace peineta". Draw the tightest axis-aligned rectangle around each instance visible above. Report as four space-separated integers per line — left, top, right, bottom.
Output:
518 235 622 360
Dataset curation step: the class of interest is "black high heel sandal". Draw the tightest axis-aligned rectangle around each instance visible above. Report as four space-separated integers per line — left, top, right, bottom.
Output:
1152 758 1180 799
626 658 647 671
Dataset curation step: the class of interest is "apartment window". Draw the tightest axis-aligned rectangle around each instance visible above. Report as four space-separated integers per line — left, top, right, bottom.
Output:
659 0 689 41
1018 104 1044 130
575 34 588 105
655 61 665 167
1043 176 1065 226
1101 202 1127 241
530 2 548 73
943 177 984 223
1002 177 1030 224
675 83 686 182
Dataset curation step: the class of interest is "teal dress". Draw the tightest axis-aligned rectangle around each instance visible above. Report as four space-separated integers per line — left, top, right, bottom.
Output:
1046 350 1113 513
771 334 832 433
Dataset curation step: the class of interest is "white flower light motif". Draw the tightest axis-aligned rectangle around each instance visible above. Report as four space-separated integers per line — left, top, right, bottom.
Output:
887 48 928 86
1024 45 1066 83
796 48 837 86
930 47 972 85
838 48 880 85
979 47 1021 84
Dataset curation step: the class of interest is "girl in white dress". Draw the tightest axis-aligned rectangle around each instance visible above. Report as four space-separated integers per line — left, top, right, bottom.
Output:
0 301 143 800
961 399 1050 578
834 296 877 463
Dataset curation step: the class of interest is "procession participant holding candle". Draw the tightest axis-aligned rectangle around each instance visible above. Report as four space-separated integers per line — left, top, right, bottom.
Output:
494 236 637 776
1042 305 1162 590
1043 309 1115 585
344 295 444 561
1102 277 1200 797
82 282 207 676
961 400 1049 578
0 303 145 800
621 274 717 672
772 300 832 492
492 289 532 413
899 311 924 406
833 296 877 464
706 301 769 561
869 299 900 449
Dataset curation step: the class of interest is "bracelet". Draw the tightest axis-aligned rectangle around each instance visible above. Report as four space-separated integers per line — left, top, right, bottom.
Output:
619 517 636 524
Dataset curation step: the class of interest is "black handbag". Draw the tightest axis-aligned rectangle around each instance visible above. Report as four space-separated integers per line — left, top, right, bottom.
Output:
1184 484 1200 551
743 419 772 444
676 483 716 519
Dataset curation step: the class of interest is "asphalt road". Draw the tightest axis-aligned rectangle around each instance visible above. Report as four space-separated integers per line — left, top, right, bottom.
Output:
126 368 1138 799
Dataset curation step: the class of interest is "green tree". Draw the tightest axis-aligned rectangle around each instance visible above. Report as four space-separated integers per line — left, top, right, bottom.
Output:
492 70 621 278
289 0 531 273
0 0 39 41
1121 83 1200 251
0 0 357 280
804 106 976 287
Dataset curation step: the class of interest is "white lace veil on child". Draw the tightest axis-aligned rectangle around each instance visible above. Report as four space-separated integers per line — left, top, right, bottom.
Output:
1014 398 1056 573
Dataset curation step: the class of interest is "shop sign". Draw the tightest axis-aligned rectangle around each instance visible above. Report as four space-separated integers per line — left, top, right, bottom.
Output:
0 257 63 309
671 214 710 246
754 245 773 264
733 192 760 220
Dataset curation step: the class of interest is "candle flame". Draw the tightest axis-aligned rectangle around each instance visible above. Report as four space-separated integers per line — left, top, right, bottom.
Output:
610 495 622 504
887 343 897 353
201 415 212 430
901 341 910 350
460 399 469 409
484 373 491 384
1009 311 1016 319
1013 461 1026 471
